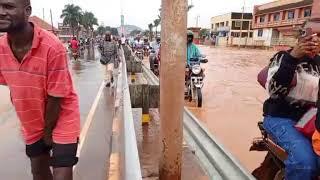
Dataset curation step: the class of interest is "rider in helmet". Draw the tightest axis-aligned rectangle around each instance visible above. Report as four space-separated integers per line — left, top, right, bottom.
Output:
187 30 202 65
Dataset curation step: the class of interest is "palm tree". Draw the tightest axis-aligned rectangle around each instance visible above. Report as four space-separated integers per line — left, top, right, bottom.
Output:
153 19 161 37
81 11 98 37
97 26 106 36
148 23 154 40
60 4 83 37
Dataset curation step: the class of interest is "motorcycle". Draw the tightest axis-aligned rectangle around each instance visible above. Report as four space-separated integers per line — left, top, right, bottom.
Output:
185 56 208 107
250 122 287 180
143 45 150 57
71 49 79 61
135 48 144 60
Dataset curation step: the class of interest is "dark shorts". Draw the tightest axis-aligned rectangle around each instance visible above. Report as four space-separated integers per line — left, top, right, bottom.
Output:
26 139 79 168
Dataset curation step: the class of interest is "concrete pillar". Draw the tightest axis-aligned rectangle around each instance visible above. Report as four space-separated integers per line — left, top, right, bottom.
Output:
159 0 187 179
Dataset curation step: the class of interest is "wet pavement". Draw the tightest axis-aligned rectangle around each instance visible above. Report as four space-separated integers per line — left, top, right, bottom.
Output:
0 48 109 179
188 46 276 171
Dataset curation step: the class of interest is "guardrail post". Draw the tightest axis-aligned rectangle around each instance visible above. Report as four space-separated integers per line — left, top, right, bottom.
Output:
159 0 187 179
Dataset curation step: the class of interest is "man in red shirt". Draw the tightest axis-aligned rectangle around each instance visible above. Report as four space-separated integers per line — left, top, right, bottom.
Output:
0 0 80 179
70 37 79 53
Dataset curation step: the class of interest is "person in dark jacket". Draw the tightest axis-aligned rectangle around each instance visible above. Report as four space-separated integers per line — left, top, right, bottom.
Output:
263 20 320 180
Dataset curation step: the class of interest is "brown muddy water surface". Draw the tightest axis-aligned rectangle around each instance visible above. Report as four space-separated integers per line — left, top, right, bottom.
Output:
187 46 276 171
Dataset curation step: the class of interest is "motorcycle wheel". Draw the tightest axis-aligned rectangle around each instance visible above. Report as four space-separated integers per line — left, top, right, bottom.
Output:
197 88 202 107
188 87 192 102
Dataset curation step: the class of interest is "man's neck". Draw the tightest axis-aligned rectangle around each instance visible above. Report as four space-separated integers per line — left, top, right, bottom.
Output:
8 23 34 48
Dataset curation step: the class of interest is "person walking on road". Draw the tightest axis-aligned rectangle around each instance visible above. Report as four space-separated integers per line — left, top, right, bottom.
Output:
0 0 80 179
100 32 118 87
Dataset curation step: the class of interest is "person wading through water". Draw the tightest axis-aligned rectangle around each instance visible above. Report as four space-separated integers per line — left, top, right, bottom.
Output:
0 0 80 179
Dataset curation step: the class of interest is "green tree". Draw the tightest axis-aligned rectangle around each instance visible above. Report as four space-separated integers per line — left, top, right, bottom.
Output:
60 4 83 37
110 28 119 36
105 26 111 32
148 23 154 40
153 19 161 37
97 25 106 36
81 11 98 37
200 28 210 39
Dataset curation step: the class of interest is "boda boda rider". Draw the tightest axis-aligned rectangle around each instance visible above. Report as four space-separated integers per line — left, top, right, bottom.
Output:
187 31 202 65
262 20 320 180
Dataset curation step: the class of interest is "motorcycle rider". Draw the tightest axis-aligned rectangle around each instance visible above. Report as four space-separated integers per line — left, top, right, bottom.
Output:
100 32 118 87
187 30 202 65
262 20 320 180
70 37 79 57
134 34 144 51
149 37 161 71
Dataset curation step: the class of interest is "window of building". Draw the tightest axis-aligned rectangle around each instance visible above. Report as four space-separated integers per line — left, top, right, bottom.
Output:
235 21 241 27
211 24 214 29
249 32 253 38
231 32 240 37
259 15 265 23
226 21 229 27
288 11 295 20
258 29 263 37
274 13 280 21
304 8 312 17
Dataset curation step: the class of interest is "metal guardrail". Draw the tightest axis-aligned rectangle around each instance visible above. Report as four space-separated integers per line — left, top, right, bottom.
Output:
141 63 255 180
119 48 143 180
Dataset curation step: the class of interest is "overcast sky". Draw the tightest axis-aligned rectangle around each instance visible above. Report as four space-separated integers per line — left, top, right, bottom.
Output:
30 0 273 30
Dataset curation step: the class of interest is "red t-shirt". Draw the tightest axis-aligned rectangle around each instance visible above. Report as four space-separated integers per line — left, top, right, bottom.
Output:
0 24 80 145
70 39 79 50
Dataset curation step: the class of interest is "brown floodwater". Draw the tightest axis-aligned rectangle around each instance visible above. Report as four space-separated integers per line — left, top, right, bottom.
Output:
187 46 276 171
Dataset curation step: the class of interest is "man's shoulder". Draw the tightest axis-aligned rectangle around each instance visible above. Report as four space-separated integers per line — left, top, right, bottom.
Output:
38 28 65 53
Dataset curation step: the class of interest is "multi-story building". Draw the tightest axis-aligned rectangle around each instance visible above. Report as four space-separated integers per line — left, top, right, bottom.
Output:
211 12 253 46
252 0 313 47
57 23 73 43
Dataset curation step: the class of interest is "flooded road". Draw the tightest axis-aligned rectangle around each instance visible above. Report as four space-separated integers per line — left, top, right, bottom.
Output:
188 46 276 171
0 48 106 179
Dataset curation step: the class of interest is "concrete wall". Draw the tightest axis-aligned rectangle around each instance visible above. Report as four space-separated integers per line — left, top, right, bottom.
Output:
253 28 273 46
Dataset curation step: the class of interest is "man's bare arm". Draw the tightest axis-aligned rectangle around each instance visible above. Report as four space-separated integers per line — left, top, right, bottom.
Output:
44 95 61 145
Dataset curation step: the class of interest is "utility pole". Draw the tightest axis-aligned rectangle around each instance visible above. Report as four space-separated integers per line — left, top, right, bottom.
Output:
238 0 245 48
159 0 187 179
50 9 54 34
195 15 200 27
42 8 45 21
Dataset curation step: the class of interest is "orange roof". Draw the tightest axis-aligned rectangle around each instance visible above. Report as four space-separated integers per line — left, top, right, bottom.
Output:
29 16 58 32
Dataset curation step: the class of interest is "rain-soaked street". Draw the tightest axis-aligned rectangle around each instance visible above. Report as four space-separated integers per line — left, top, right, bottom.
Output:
0 49 108 179
188 46 276 171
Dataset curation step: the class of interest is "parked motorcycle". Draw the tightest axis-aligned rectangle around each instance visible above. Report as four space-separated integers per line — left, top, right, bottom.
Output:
185 56 208 107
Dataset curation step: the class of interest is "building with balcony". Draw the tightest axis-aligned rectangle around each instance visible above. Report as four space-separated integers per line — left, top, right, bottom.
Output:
210 12 253 46
252 0 313 47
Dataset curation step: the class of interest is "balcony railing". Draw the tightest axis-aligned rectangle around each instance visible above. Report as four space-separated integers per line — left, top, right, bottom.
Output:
253 18 307 29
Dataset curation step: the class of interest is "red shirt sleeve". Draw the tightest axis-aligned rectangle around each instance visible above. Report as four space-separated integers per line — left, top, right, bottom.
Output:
47 46 73 97
0 71 6 85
